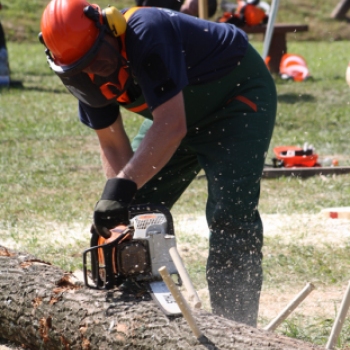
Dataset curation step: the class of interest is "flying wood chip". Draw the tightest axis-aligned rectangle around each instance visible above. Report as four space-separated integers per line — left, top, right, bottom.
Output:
0 247 15 257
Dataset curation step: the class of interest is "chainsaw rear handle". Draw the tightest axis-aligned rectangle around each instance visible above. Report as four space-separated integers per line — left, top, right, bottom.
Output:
129 203 175 236
92 203 175 239
84 203 175 290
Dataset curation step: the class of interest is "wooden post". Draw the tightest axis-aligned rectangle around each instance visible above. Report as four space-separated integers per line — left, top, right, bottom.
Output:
198 0 208 19
169 246 202 309
262 0 280 60
331 0 350 19
325 281 350 350
159 266 203 339
264 283 315 332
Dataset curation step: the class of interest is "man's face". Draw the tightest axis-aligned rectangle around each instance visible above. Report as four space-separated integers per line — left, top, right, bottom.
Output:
82 35 119 77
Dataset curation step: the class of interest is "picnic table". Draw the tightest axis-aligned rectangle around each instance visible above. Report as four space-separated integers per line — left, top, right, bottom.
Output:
241 23 309 74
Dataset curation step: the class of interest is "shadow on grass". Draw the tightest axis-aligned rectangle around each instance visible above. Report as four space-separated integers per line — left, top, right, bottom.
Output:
278 93 316 104
5 82 68 94
22 86 68 94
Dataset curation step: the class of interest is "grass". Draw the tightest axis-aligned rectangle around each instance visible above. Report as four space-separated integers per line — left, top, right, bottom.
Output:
2 39 350 348
1 1 350 347
1 0 350 41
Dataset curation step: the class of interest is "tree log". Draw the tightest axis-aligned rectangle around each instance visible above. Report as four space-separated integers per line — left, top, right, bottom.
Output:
0 246 323 350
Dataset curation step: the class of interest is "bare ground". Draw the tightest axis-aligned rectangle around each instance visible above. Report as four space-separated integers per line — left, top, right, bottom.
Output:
177 212 350 321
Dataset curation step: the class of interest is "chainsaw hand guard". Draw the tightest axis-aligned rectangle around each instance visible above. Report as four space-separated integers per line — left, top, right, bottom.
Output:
83 228 131 289
82 204 196 317
93 178 138 233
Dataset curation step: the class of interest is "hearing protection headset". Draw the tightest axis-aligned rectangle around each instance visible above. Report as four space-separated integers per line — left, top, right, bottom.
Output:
39 1 128 77
99 6 127 38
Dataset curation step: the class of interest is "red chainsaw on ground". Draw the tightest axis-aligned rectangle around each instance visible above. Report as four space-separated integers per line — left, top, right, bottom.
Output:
263 143 350 178
272 144 319 168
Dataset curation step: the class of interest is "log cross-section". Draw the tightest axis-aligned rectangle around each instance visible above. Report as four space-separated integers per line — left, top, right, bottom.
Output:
0 246 324 350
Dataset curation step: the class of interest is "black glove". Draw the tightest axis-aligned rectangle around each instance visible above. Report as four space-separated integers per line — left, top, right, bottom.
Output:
93 178 137 238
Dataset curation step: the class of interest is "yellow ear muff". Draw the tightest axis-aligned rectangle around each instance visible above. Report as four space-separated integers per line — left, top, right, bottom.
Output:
102 6 127 37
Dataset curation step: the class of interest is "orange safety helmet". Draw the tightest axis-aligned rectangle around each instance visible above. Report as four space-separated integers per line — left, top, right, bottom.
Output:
39 0 127 77
40 0 101 66
279 53 311 82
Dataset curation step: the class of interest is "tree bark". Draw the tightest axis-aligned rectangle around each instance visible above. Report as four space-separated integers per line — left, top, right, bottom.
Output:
0 245 323 350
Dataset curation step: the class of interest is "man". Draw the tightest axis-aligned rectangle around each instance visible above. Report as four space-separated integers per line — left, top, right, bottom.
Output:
40 0 276 327
135 0 218 18
181 0 217 17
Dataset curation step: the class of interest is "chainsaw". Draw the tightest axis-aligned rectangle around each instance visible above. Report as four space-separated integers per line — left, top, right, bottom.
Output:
272 143 318 168
83 204 200 316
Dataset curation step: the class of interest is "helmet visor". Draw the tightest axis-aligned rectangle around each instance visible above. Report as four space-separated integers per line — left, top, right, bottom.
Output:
42 28 106 77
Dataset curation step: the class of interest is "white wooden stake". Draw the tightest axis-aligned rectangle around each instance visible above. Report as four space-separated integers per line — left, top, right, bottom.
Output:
264 282 315 332
169 246 202 309
159 266 203 339
346 62 350 87
198 0 208 19
262 0 280 60
326 281 350 350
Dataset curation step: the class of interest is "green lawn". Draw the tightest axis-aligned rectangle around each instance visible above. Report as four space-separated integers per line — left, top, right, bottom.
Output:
1 37 350 348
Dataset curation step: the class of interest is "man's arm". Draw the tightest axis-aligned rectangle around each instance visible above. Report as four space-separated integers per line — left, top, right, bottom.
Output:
93 91 187 237
95 113 134 178
116 91 187 189
95 91 187 185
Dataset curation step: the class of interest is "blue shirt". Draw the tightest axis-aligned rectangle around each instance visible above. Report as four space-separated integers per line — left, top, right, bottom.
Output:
65 8 248 129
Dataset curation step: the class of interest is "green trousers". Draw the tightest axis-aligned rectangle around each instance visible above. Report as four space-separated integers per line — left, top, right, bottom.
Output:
131 44 277 326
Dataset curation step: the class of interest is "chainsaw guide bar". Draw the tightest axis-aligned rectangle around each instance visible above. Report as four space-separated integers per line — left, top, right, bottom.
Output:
148 281 182 316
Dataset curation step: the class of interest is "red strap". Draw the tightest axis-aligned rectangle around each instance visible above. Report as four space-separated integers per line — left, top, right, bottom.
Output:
226 95 258 112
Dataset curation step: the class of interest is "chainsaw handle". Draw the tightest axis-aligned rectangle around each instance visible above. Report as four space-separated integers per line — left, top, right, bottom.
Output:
90 204 175 239
129 203 175 236
84 231 130 290
91 224 112 239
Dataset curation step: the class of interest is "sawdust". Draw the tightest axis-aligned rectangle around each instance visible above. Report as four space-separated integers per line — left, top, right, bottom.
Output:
175 212 350 246
0 213 349 348
175 212 350 327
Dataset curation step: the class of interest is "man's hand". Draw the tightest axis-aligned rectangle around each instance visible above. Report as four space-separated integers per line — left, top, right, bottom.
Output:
93 178 137 238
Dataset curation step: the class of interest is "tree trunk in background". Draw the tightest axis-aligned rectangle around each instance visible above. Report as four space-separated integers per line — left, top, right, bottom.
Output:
0 245 323 350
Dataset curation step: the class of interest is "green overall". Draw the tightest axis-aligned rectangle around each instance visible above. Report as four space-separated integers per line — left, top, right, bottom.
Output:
124 44 277 326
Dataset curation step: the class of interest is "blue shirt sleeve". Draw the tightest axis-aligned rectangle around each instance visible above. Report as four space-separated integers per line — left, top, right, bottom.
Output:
124 8 248 112
125 12 188 111
79 101 120 130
